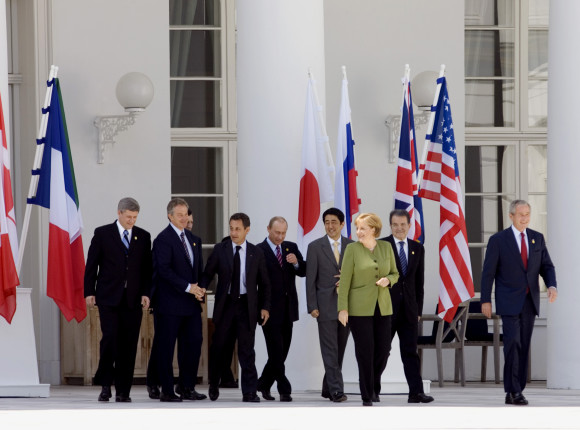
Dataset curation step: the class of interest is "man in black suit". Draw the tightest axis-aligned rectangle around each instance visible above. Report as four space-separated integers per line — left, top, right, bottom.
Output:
202 212 271 403
149 198 207 402
256 216 306 402
481 200 557 406
382 209 433 404
84 197 152 402
306 207 351 403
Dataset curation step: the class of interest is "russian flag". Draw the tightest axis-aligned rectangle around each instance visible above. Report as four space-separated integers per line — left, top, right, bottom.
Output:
334 69 360 238
0 91 19 324
28 78 86 322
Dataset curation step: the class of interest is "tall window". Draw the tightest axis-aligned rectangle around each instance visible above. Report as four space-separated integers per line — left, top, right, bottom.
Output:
169 0 237 276
464 0 549 291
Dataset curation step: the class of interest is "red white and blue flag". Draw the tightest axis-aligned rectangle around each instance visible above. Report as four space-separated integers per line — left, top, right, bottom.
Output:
394 74 424 243
0 92 20 324
334 72 360 238
419 77 474 322
28 78 86 322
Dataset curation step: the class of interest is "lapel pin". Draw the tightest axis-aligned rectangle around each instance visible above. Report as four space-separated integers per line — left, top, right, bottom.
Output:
134 236 138 240
193 242 196 246
532 239 535 244
412 251 415 255
286 248 289 252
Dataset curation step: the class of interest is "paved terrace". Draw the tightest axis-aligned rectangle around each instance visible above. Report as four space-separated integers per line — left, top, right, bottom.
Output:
1 382 579 430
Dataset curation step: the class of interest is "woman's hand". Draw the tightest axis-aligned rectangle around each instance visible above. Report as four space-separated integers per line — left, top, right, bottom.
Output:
338 310 349 327
376 277 390 288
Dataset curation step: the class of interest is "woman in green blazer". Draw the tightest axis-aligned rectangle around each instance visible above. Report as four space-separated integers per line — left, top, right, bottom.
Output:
338 213 399 406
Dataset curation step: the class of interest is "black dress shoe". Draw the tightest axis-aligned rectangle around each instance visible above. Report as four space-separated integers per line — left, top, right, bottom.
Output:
174 384 182 395
362 400 373 406
115 394 132 403
511 392 528 405
280 394 292 402
330 392 347 403
242 392 261 403
208 385 219 401
159 392 182 402
98 386 112 402
181 388 208 401
258 388 275 401
505 393 514 404
321 391 331 399
372 394 380 403
408 393 434 404
220 380 239 389
147 385 160 400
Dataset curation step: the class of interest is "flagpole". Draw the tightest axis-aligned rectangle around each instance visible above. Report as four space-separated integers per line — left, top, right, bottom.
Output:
16 65 58 274
307 69 334 178
417 64 445 188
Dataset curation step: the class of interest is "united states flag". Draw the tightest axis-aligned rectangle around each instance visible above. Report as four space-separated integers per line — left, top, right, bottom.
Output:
394 73 424 243
419 77 474 322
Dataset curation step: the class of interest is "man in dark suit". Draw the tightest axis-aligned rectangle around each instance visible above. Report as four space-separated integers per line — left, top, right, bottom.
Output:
84 197 152 403
382 209 433 404
148 198 207 402
256 216 306 402
306 207 352 403
481 200 557 406
202 212 271 403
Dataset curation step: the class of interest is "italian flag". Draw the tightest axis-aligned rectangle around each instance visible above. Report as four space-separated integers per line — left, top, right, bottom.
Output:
29 79 86 322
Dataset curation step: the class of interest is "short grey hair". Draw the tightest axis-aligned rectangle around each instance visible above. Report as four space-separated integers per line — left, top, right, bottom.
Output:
509 199 530 215
268 216 288 228
167 197 189 215
118 197 140 213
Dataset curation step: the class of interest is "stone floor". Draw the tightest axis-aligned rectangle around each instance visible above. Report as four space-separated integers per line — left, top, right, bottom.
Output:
1 382 579 429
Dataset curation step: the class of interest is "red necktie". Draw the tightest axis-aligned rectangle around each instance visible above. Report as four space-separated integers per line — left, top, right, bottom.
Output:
520 232 527 270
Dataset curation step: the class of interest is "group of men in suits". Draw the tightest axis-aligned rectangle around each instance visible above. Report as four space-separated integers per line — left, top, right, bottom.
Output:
84 196 557 406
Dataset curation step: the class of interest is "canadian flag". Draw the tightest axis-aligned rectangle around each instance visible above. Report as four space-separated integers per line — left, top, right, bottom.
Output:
0 91 20 324
297 76 334 256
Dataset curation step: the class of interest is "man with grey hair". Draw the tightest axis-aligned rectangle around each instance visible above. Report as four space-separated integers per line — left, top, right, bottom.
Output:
84 197 152 403
149 198 206 402
481 199 557 406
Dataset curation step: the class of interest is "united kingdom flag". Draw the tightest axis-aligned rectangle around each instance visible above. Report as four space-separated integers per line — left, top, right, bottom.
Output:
394 74 424 243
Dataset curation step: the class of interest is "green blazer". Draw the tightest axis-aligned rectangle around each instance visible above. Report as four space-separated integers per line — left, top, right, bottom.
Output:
338 240 399 317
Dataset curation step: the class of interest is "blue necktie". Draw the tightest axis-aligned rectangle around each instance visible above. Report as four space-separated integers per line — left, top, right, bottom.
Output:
398 241 407 276
181 232 193 266
275 246 283 267
230 245 241 298
123 230 130 251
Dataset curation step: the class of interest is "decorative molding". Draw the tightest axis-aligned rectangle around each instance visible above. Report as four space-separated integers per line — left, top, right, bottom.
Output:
93 113 137 164
385 110 431 163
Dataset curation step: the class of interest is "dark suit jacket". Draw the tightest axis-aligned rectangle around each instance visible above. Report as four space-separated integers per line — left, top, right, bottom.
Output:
257 239 306 325
151 224 204 316
382 235 424 323
201 238 271 328
306 235 353 322
481 227 557 316
84 221 152 308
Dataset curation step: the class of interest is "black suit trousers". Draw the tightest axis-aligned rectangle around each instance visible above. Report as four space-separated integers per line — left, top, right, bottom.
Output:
209 295 258 394
155 312 202 395
258 316 293 394
501 293 536 394
94 291 142 395
389 308 424 395
349 304 392 402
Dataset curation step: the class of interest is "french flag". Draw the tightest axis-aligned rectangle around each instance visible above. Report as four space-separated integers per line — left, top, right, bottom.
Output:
28 78 86 322
0 91 19 324
334 68 360 238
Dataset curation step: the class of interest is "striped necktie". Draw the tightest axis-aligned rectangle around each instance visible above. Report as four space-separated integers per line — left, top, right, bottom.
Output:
275 245 283 267
123 230 130 251
181 232 192 266
398 241 407 276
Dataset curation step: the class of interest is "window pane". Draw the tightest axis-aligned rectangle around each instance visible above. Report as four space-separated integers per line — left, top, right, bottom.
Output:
465 145 517 194
170 30 221 77
465 80 515 127
171 147 223 194
528 79 547 128
466 195 512 244
170 0 220 26
177 196 224 244
465 30 515 77
528 30 548 78
170 80 221 127
464 0 514 26
529 0 549 26
528 194 547 239
527 145 547 193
